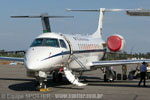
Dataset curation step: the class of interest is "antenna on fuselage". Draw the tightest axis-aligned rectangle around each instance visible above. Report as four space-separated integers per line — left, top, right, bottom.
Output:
66 8 142 38
11 13 73 33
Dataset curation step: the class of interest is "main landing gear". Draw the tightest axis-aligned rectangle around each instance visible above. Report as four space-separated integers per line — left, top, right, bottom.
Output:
103 67 116 82
52 71 63 82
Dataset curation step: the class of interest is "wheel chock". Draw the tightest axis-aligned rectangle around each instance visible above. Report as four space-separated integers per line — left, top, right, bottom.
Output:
40 88 50 92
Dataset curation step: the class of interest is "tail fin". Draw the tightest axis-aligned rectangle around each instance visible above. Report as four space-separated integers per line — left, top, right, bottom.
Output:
92 8 141 38
67 8 103 38
92 8 105 38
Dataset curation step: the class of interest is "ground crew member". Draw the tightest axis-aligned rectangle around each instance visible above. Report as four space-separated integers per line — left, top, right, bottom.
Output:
138 62 147 87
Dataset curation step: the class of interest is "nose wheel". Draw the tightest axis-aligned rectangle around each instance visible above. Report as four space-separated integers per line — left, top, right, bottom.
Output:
35 79 47 91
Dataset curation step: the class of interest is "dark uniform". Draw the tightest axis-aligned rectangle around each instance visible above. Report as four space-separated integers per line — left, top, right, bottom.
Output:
138 62 147 87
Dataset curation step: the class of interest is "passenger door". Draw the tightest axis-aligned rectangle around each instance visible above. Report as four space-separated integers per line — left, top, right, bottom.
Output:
59 39 70 63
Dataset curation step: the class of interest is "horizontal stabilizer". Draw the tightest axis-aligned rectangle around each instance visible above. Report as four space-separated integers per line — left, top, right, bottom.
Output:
11 16 74 18
66 8 141 12
11 13 73 33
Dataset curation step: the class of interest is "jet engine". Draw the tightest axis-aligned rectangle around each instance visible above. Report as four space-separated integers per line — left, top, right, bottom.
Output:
106 34 125 52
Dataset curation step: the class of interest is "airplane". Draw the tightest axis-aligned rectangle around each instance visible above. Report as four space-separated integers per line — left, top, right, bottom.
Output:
1 8 150 91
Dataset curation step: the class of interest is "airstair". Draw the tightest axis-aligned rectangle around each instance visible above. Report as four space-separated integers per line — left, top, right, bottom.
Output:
63 67 87 86
60 34 87 86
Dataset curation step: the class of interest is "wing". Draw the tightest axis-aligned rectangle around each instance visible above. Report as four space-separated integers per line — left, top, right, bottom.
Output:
89 59 150 67
0 57 24 62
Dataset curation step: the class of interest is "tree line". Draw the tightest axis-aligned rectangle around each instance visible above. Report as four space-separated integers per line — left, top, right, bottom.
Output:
0 50 150 60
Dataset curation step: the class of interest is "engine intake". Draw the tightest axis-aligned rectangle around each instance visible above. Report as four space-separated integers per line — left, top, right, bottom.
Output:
106 34 125 52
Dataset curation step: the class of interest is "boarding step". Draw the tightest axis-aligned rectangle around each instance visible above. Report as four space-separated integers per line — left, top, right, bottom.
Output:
63 67 87 86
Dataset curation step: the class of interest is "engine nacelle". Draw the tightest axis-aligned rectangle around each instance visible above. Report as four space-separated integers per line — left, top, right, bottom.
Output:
106 34 125 52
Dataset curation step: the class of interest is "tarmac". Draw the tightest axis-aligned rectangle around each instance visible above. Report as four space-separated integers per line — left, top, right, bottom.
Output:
0 64 150 100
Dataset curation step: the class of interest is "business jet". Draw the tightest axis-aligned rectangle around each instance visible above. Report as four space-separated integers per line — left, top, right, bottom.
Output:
1 8 150 91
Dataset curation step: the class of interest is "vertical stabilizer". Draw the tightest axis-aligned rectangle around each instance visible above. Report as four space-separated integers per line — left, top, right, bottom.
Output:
92 8 105 38
40 13 51 33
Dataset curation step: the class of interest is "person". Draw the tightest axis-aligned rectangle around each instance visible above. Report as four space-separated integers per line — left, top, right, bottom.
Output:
138 62 147 87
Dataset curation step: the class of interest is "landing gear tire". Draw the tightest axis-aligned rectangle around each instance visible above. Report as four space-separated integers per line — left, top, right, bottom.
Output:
52 72 57 82
35 81 47 91
35 82 40 91
58 73 63 82
104 74 108 82
52 72 63 82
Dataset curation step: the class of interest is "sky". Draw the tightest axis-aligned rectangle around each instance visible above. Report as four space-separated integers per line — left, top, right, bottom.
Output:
0 0 150 53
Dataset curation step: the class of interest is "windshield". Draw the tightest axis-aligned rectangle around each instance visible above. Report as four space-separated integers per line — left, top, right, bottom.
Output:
30 38 60 47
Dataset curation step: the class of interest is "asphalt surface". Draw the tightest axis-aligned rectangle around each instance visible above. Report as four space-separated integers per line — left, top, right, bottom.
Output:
0 64 150 100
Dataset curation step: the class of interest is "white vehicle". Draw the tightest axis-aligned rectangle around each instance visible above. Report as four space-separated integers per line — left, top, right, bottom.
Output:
1 8 150 90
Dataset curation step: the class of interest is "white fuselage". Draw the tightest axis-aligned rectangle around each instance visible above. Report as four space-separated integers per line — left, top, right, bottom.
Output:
24 32 105 72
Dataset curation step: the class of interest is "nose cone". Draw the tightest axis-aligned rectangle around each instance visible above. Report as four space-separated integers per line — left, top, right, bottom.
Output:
24 47 62 71
24 59 41 71
24 47 50 71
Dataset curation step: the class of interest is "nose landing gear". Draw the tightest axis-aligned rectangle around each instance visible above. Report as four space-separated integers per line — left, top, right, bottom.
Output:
35 71 50 91
35 80 47 91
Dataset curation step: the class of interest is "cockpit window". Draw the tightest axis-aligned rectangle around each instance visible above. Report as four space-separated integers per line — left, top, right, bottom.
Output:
45 38 59 47
30 38 43 47
30 38 59 47
60 39 67 48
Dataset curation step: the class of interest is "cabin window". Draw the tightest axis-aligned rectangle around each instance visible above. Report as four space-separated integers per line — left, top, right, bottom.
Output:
60 39 67 48
30 38 60 47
